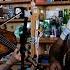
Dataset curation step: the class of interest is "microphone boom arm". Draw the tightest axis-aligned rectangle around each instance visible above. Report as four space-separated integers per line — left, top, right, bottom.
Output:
0 12 22 28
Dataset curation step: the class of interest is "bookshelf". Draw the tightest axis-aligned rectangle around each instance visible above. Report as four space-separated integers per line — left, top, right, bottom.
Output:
0 0 31 5
0 19 31 24
36 1 70 6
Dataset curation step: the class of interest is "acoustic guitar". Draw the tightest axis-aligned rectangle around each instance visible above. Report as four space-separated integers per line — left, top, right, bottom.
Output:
0 12 22 59
0 30 17 59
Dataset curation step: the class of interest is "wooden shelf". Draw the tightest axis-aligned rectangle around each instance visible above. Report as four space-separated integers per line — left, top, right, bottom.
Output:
36 1 70 6
39 37 58 44
0 0 31 5
0 18 31 24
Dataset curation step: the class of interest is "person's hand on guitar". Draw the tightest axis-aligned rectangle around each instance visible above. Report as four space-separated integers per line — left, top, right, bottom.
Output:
50 60 62 70
13 48 21 61
6 48 21 65
0 47 21 70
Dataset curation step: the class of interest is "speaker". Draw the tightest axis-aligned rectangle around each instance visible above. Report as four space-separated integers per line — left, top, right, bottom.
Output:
59 11 63 17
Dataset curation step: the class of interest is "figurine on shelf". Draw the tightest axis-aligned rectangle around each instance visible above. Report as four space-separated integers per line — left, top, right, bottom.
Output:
7 5 14 19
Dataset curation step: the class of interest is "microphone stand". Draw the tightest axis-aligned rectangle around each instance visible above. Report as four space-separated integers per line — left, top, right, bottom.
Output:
0 11 28 69
0 10 29 69
20 17 28 70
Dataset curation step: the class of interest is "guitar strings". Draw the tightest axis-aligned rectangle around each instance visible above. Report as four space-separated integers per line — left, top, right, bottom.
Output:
0 37 15 51
0 35 16 50
0 37 15 52
0 36 12 53
0 34 16 50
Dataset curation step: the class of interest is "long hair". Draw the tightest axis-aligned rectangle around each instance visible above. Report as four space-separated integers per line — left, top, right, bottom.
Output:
65 34 70 70
49 33 70 70
49 34 69 65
